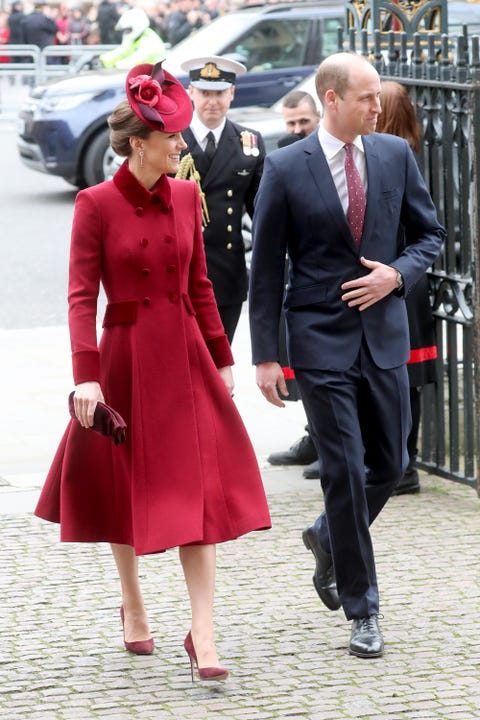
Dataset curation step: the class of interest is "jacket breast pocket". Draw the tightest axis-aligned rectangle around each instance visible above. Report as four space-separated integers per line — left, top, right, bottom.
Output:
380 189 401 219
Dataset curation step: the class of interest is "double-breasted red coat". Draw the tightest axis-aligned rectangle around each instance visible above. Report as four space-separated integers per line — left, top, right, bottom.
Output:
35 161 271 555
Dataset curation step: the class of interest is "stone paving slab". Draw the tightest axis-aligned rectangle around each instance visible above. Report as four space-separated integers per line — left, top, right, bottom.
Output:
1 316 480 719
1 470 480 720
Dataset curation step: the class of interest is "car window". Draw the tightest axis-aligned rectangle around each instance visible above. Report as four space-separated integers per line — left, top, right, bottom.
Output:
164 13 256 74
271 72 322 113
222 19 311 71
321 18 343 58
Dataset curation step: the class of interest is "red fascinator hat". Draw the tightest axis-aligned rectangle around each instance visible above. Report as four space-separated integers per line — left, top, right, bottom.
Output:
125 61 193 133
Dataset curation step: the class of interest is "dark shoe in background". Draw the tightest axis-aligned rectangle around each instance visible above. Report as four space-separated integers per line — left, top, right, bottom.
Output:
268 433 317 466
302 526 341 611
391 467 420 496
303 459 320 479
349 615 384 658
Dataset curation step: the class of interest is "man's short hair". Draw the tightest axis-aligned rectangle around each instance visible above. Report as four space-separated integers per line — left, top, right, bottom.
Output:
282 90 317 112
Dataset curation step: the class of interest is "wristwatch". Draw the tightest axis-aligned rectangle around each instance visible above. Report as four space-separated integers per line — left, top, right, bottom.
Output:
396 271 404 289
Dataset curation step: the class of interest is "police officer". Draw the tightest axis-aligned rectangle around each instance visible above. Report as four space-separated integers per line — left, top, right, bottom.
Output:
179 55 265 343
100 8 166 70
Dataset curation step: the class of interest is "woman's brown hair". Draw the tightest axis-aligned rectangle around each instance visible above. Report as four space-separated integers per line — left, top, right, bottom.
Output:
376 81 420 152
108 100 153 157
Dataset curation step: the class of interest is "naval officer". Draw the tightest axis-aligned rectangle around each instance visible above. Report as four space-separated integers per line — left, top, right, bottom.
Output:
178 55 266 343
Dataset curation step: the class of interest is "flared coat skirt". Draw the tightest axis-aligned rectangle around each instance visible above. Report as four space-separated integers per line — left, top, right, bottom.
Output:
35 302 271 555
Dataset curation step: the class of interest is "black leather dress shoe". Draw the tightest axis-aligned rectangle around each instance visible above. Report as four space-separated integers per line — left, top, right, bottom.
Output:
349 615 384 658
302 526 341 610
268 434 317 466
303 459 320 479
391 468 420 496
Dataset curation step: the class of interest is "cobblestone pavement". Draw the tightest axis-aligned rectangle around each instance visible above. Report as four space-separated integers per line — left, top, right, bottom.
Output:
1 472 480 720
1 317 480 720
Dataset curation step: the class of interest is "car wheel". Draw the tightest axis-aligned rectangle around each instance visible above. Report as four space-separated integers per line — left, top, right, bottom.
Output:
83 127 115 187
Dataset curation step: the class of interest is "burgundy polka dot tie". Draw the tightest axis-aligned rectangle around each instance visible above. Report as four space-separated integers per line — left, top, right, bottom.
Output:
344 143 366 247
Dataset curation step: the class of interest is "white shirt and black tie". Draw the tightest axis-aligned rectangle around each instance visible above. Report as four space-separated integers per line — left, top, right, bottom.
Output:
190 113 225 158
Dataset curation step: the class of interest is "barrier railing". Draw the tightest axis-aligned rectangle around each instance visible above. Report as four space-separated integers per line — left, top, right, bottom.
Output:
0 44 116 84
0 45 42 85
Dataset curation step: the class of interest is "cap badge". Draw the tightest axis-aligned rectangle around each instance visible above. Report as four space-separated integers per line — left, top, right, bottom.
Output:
200 63 221 79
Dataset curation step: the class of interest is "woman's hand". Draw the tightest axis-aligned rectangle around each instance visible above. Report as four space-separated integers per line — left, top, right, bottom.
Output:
218 366 234 396
73 381 104 428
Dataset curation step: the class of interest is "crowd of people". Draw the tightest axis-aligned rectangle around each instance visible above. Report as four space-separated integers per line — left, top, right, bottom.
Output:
0 0 260 59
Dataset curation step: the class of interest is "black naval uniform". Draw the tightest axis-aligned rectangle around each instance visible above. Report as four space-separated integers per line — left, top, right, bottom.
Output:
181 122 265 343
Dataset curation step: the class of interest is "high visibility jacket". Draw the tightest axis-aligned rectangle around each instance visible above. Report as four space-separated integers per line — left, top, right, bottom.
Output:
100 27 165 70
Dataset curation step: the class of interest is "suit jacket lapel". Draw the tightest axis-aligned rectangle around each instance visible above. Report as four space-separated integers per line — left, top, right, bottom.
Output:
303 134 355 249
361 134 380 252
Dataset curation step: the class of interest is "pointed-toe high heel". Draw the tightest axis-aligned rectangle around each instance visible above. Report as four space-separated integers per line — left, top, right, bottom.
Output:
120 606 154 655
184 631 229 682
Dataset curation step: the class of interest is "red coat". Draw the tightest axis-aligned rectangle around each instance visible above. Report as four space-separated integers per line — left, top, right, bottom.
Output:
35 162 271 555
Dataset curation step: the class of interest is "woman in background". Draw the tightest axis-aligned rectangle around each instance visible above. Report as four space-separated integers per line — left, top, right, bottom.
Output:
376 80 438 495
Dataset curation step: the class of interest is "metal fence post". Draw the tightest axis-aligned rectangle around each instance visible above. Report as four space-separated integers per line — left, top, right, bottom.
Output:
470 82 480 496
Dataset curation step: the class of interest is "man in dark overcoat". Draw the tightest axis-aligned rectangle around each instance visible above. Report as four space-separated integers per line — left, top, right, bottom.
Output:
21 0 58 49
179 55 265 343
8 1 24 44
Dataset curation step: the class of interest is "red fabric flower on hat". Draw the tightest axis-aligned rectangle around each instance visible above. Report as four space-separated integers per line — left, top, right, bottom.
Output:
125 62 193 133
128 74 163 108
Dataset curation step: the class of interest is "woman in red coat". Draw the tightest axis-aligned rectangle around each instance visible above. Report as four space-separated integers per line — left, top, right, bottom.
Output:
35 62 271 681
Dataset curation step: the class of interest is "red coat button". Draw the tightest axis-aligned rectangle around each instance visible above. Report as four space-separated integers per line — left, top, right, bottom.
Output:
169 292 179 303
141 268 150 276
166 264 177 274
143 297 151 306
140 238 148 247
164 235 174 244
135 207 143 216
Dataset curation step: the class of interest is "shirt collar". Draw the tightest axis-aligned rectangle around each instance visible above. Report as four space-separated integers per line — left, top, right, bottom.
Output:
318 122 365 159
191 112 226 145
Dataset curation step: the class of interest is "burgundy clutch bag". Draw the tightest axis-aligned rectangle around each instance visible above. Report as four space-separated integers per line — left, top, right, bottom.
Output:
68 391 127 446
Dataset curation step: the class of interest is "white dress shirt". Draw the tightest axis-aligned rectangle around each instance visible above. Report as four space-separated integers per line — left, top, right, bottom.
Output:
190 112 226 150
317 123 367 217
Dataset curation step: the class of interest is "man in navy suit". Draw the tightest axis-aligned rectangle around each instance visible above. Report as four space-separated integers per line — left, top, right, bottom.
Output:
249 52 445 658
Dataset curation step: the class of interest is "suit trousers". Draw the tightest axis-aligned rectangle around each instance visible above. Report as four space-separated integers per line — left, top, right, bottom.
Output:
218 303 243 345
295 338 411 619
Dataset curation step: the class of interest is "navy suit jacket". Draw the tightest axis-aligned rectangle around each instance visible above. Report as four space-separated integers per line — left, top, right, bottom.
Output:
249 131 445 371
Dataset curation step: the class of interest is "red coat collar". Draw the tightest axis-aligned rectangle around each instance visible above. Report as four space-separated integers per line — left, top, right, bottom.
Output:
113 160 172 211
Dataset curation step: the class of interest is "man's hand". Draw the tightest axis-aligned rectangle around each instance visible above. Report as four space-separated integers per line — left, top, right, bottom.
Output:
256 361 288 408
341 256 399 311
